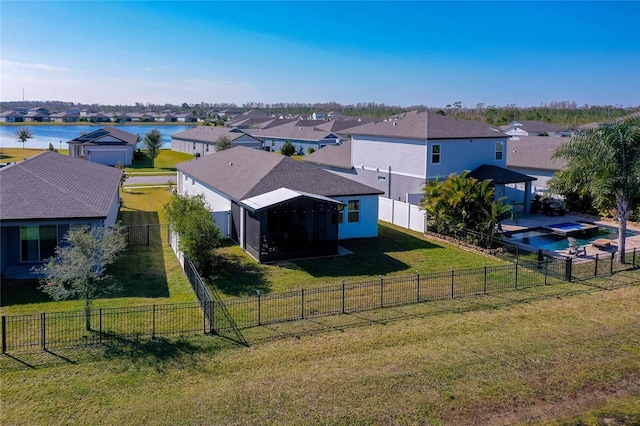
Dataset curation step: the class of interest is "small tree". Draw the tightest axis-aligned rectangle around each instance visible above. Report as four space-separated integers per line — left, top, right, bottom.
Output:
35 225 127 331
307 146 316 155
16 127 33 149
164 193 223 275
143 129 163 167
215 135 233 152
115 162 128 188
280 140 296 156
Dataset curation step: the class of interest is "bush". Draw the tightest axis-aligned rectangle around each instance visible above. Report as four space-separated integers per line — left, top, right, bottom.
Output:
280 141 296 157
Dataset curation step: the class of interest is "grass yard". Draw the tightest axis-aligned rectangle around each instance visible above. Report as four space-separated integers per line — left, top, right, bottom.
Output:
1 274 638 425
0 187 194 316
125 149 194 173
0 147 67 163
211 222 507 296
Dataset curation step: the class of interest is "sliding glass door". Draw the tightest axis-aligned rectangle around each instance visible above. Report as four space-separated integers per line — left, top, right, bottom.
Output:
20 225 58 262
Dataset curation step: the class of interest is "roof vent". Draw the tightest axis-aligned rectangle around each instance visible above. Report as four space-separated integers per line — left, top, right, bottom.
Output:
229 162 233 166
393 122 397 126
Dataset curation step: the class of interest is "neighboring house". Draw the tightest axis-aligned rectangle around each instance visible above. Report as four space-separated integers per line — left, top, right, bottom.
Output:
0 152 122 278
175 113 197 123
67 126 138 166
28 107 50 115
85 112 112 122
23 112 50 122
0 111 25 123
176 146 383 262
505 136 568 200
250 121 343 154
305 110 534 211
50 112 80 122
500 120 564 137
171 127 263 157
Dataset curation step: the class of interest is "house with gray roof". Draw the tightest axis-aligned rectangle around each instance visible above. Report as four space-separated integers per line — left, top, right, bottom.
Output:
67 126 138 166
171 126 263 157
304 110 535 212
248 120 343 154
0 152 122 278
176 146 383 262
500 120 564 137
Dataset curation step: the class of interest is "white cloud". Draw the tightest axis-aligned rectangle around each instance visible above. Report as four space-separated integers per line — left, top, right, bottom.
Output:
0 60 68 72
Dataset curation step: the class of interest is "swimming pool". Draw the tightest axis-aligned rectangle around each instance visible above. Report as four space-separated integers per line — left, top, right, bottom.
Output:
506 224 639 251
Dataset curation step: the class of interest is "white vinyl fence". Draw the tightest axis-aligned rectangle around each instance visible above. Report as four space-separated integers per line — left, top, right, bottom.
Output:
378 197 427 233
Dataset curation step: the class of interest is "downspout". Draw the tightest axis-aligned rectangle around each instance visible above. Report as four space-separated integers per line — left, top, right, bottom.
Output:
388 165 392 198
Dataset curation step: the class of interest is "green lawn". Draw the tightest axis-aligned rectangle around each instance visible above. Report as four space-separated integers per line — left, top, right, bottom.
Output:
211 223 506 297
0 187 193 316
125 149 194 173
1 275 638 425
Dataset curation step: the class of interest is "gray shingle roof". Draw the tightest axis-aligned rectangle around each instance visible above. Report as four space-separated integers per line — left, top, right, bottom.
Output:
348 110 503 140
171 126 258 143
176 146 382 200
506 136 567 171
500 120 563 133
67 126 138 146
250 121 340 142
302 140 353 169
0 151 122 221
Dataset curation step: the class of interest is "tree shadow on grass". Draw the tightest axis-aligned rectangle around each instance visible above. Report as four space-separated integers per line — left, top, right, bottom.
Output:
109 245 170 298
208 249 270 297
0 279 52 306
102 336 202 372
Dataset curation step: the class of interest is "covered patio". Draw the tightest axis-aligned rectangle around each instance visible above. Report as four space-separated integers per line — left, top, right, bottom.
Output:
239 188 344 263
468 164 536 215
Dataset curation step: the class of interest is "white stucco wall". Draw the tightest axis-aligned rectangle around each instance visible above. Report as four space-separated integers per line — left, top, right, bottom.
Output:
352 135 427 178
178 171 232 213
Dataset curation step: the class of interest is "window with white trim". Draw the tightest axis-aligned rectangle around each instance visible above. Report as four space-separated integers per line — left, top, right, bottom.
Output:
495 142 504 161
347 200 360 223
431 144 441 164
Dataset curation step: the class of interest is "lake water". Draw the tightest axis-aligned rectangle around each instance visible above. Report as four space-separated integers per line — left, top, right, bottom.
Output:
0 124 194 149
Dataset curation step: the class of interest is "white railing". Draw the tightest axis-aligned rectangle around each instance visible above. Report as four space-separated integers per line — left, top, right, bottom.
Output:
378 197 427 233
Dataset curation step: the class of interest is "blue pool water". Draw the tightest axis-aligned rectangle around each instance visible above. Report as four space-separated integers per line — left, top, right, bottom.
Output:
507 225 639 251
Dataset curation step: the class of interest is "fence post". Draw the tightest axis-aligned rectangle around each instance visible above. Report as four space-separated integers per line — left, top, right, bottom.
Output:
594 254 599 277
342 280 346 314
301 287 305 320
544 258 548 285
633 247 637 268
514 261 518 289
257 291 262 326
610 253 614 275
99 308 103 344
483 264 487 294
146 224 150 246
450 268 454 299
1 316 6 354
565 257 573 282
379 275 384 308
152 304 156 339
416 271 421 302
41 312 46 352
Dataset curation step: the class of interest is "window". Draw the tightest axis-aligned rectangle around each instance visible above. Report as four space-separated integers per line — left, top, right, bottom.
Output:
431 144 441 164
20 225 58 262
495 142 504 161
347 200 360 223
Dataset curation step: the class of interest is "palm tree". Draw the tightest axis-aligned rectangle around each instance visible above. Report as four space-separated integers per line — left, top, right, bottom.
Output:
549 117 640 263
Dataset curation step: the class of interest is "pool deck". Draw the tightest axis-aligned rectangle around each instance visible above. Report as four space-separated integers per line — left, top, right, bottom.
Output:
500 213 640 260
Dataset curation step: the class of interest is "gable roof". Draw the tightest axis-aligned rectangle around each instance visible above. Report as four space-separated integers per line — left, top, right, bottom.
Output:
171 126 258 143
67 126 138 146
501 120 563 134
0 151 122 221
302 140 353 170
177 146 382 200
249 121 340 143
348 110 503 140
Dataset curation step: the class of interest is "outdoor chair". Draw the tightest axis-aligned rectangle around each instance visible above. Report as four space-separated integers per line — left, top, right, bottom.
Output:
567 237 587 257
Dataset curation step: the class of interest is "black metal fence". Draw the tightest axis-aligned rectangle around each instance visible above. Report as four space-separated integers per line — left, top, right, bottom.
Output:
125 224 169 246
3 248 638 353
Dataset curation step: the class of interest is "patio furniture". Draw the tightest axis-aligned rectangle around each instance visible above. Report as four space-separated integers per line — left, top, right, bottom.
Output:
568 237 587 256
591 238 612 250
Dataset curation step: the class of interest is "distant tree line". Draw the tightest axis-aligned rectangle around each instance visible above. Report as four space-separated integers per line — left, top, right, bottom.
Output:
1 100 637 127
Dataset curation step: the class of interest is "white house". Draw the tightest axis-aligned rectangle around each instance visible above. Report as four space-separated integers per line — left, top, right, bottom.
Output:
304 110 535 212
176 146 383 262
67 126 138 166
171 126 263 157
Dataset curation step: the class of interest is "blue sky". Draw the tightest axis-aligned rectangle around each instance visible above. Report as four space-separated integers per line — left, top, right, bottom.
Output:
1 1 639 108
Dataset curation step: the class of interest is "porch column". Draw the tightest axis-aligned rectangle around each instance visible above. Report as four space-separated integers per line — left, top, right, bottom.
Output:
523 181 532 215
